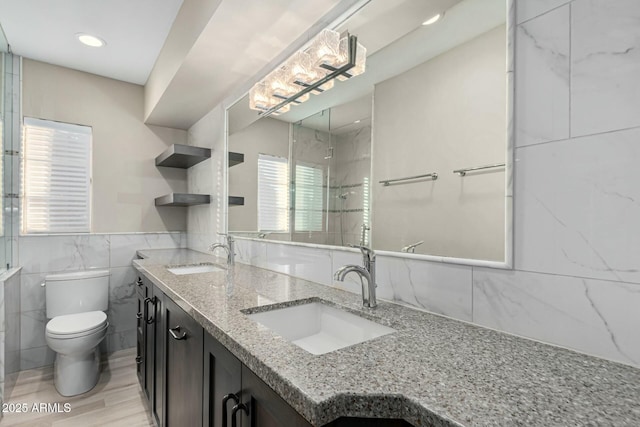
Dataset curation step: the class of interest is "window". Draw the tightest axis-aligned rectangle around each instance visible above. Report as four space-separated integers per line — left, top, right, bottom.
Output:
22 117 92 234
257 154 289 232
294 163 324 232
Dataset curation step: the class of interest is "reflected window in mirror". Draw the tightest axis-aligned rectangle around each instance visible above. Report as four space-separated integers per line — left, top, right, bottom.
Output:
257 154 289 233
294 162 324 233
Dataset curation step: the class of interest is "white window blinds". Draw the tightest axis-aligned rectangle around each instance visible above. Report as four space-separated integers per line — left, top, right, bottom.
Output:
22 117 92 234
257 154 289 232
294 163 324 232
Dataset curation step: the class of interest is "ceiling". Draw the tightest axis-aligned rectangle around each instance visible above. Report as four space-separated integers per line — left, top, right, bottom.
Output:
0 0 504 131
0 0 183 85
0 0 350 129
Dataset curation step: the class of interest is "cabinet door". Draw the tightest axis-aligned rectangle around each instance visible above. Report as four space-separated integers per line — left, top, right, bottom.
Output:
165 297 204 427
143 276 156 403
203 333 242 427
152 287 166 427
135 276 148 389
236 365 312 427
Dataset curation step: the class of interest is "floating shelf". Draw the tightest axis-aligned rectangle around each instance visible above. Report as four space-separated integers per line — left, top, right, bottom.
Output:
228 196 245 206
229 151 244 167
155 193 210 207
155 144 211 168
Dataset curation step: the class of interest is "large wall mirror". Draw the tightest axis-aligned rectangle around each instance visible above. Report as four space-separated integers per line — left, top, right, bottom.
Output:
227 0 512 265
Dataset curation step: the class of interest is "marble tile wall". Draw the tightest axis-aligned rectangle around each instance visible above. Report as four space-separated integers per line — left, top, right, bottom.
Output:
187 105 226 253
17 232 185 370
0 268 20 410
193 0 640 369
329 125 372 247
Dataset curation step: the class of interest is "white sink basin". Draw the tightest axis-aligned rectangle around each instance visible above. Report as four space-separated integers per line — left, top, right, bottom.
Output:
167 263 224 275
246 302 395 355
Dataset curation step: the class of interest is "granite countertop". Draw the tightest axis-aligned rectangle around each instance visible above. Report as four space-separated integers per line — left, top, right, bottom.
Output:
133 249 640 427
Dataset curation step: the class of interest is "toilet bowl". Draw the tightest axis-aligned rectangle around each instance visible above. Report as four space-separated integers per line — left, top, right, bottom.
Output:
44 269 110 396
45 311 109 396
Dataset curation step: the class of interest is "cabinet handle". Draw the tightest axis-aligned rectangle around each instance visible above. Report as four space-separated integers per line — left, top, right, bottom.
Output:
135 356 142 364
136 312 143 319
168 326 187 340
231 402 249 427
136 277 143 287
143 297 150 325
145 296 156 324
222 393 239 426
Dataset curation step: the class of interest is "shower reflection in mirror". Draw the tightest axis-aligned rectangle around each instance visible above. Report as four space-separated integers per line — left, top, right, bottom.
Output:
228 102 372 247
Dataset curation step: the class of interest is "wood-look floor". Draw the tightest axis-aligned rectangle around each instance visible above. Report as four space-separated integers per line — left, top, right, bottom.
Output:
1 348 155 426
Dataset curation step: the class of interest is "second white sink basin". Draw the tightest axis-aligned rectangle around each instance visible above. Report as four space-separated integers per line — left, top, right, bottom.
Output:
167 263 224 275
246 301 395 355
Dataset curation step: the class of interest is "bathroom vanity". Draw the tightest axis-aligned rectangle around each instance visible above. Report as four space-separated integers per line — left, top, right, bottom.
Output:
133 249 640 426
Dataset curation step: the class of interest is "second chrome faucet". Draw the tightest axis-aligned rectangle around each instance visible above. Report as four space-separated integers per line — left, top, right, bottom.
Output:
209 233 235 267
334 245 377 308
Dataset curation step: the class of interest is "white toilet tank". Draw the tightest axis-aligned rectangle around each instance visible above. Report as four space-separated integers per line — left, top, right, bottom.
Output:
45 270 110 318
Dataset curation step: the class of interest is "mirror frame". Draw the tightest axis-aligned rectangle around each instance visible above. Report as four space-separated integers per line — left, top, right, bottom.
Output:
224 0 515 270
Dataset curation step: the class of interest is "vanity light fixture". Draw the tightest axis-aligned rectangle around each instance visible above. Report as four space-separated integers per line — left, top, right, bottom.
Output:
249 28 366 117
422 13 442 26
75 33 106 48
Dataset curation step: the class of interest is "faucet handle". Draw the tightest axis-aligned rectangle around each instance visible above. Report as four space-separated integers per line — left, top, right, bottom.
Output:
217 232 234 244
348 244 375 261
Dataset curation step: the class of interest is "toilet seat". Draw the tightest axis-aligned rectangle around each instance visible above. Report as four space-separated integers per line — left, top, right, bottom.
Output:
46 311 108 339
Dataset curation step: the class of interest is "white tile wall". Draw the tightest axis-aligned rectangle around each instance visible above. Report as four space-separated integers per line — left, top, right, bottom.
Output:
571 0 640 137
516 0 572 24
0 269 21 402
264 243 333 286
187 105 226 253
514 127 640 283
375 255 473 321
19 235 110 275
515 4 570 147
473 268 640 366
110 233 184 267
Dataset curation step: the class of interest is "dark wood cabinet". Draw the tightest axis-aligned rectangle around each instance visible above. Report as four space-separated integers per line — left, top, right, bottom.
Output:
135 276 151 395
152 287 166 426
203 332 242 427
136 272 410 427
164 296 204 427
235 365 312 427
136 275 163 424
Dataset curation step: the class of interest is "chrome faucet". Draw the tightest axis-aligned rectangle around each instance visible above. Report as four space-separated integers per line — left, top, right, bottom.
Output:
401 240 424 253
209 233 235 266
334 245 377 308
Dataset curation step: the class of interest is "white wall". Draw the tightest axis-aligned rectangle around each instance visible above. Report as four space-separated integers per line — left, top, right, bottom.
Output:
188 0 640 368
22 59 188 233
373 25 506 261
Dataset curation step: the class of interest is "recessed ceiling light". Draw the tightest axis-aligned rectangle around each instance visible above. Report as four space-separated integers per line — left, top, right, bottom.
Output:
422 13 442 26
354 120 361 124
75 33 106 48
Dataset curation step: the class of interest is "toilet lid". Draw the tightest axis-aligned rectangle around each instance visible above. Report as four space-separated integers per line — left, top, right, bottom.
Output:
47 311 107 335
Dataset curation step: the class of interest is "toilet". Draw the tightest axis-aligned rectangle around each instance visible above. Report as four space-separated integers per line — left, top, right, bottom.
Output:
44 269 110 396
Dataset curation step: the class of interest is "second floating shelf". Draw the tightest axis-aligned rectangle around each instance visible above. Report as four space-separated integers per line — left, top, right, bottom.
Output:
155 193 211 207
155 144 211 168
